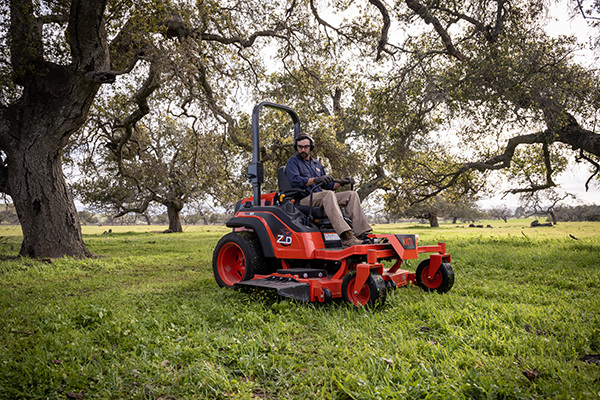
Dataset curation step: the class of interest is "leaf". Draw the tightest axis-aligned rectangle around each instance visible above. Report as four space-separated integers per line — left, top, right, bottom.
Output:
522 369 540 381
66 392 85 399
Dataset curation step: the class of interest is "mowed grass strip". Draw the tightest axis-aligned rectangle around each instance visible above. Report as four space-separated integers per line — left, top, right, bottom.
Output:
0 221 599 399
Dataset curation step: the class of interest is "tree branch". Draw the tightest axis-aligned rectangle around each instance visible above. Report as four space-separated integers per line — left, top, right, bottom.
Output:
367 0 391 61
68 0 110 75
357 165 390 201
410 132 543 203
576 149 600 191
507 142 555 195
427 0 509 43
411 108 600 202
112 195 152 219
201 30 287 47
9 0 44 84
164 15 286 47
193 57 250 152
110 60 162 174
404 0 468 62
310 0 337 31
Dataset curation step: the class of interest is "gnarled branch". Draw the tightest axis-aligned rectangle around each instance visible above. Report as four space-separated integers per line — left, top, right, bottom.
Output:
404 0 468 62
576 149 600 191
368 0 391 60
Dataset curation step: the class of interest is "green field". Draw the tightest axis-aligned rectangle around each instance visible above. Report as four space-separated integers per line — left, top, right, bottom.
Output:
1 220 599 399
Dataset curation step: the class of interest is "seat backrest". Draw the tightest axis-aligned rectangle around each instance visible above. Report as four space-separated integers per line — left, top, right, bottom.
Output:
278 166 304 197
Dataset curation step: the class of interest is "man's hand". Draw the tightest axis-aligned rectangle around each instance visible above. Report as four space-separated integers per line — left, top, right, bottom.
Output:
339 177 355 186
313 175 334 185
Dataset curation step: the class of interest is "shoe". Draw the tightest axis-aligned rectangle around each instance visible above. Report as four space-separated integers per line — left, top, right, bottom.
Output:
341 231 362 247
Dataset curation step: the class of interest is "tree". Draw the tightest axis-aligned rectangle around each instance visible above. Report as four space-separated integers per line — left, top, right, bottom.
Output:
77 211 99 226
73 113 227 232
384 190 482 227
369 0 600 200
555 204 600 221
488 206 511 222
281 0 600 210
518 188 576 224
0 0 291 257
0 1 116 257
447 197 484 224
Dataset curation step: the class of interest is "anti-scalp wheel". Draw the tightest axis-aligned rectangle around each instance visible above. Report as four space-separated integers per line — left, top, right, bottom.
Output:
415 259 454 293
341 270 387 307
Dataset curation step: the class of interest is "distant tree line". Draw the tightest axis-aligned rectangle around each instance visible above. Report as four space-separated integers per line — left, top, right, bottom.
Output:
488 205 600 222
76 210 230 226
553 205 600 222
0 206 229 226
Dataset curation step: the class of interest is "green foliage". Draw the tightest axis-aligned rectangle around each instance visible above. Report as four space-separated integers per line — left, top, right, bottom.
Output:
1 222 599 399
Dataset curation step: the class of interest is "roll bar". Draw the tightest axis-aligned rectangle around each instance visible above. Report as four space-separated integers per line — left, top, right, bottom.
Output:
248 102 301 206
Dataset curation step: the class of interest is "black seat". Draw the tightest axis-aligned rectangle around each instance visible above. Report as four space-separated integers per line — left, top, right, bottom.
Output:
277 166 306 199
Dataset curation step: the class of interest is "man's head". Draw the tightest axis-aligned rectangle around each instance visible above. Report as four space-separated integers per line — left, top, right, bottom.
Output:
294 134 314 160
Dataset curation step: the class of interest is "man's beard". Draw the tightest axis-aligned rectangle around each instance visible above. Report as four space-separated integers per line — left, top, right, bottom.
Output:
299 151 309 159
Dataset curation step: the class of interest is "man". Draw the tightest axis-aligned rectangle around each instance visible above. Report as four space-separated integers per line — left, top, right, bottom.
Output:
286 134 372 247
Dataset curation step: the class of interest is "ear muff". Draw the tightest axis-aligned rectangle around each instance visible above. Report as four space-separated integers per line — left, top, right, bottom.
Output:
294 134 314 151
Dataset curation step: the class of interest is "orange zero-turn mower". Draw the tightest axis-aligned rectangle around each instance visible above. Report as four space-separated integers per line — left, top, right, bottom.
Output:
212 102 454 307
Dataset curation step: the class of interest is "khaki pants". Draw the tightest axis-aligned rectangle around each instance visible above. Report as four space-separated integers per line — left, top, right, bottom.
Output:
300 191 371 236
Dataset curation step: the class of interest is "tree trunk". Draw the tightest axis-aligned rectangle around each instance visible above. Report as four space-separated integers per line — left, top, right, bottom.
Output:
8 142 93 258
166 200 183 232
143 212 152 225
428 212 439 228
1 0 111 258
549 210 557 225
4 66 101 258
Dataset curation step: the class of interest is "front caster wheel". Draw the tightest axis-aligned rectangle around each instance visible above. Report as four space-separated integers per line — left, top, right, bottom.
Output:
415 259 454 293
342 271 387 307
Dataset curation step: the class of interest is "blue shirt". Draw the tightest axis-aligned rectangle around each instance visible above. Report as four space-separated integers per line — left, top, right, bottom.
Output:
286 153 335 198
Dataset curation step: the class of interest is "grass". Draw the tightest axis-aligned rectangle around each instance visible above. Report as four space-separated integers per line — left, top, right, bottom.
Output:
0 219 599 399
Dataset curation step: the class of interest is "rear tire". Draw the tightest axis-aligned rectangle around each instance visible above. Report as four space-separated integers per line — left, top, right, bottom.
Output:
415 259 454 293
213 232 267 288
342 271 387 307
